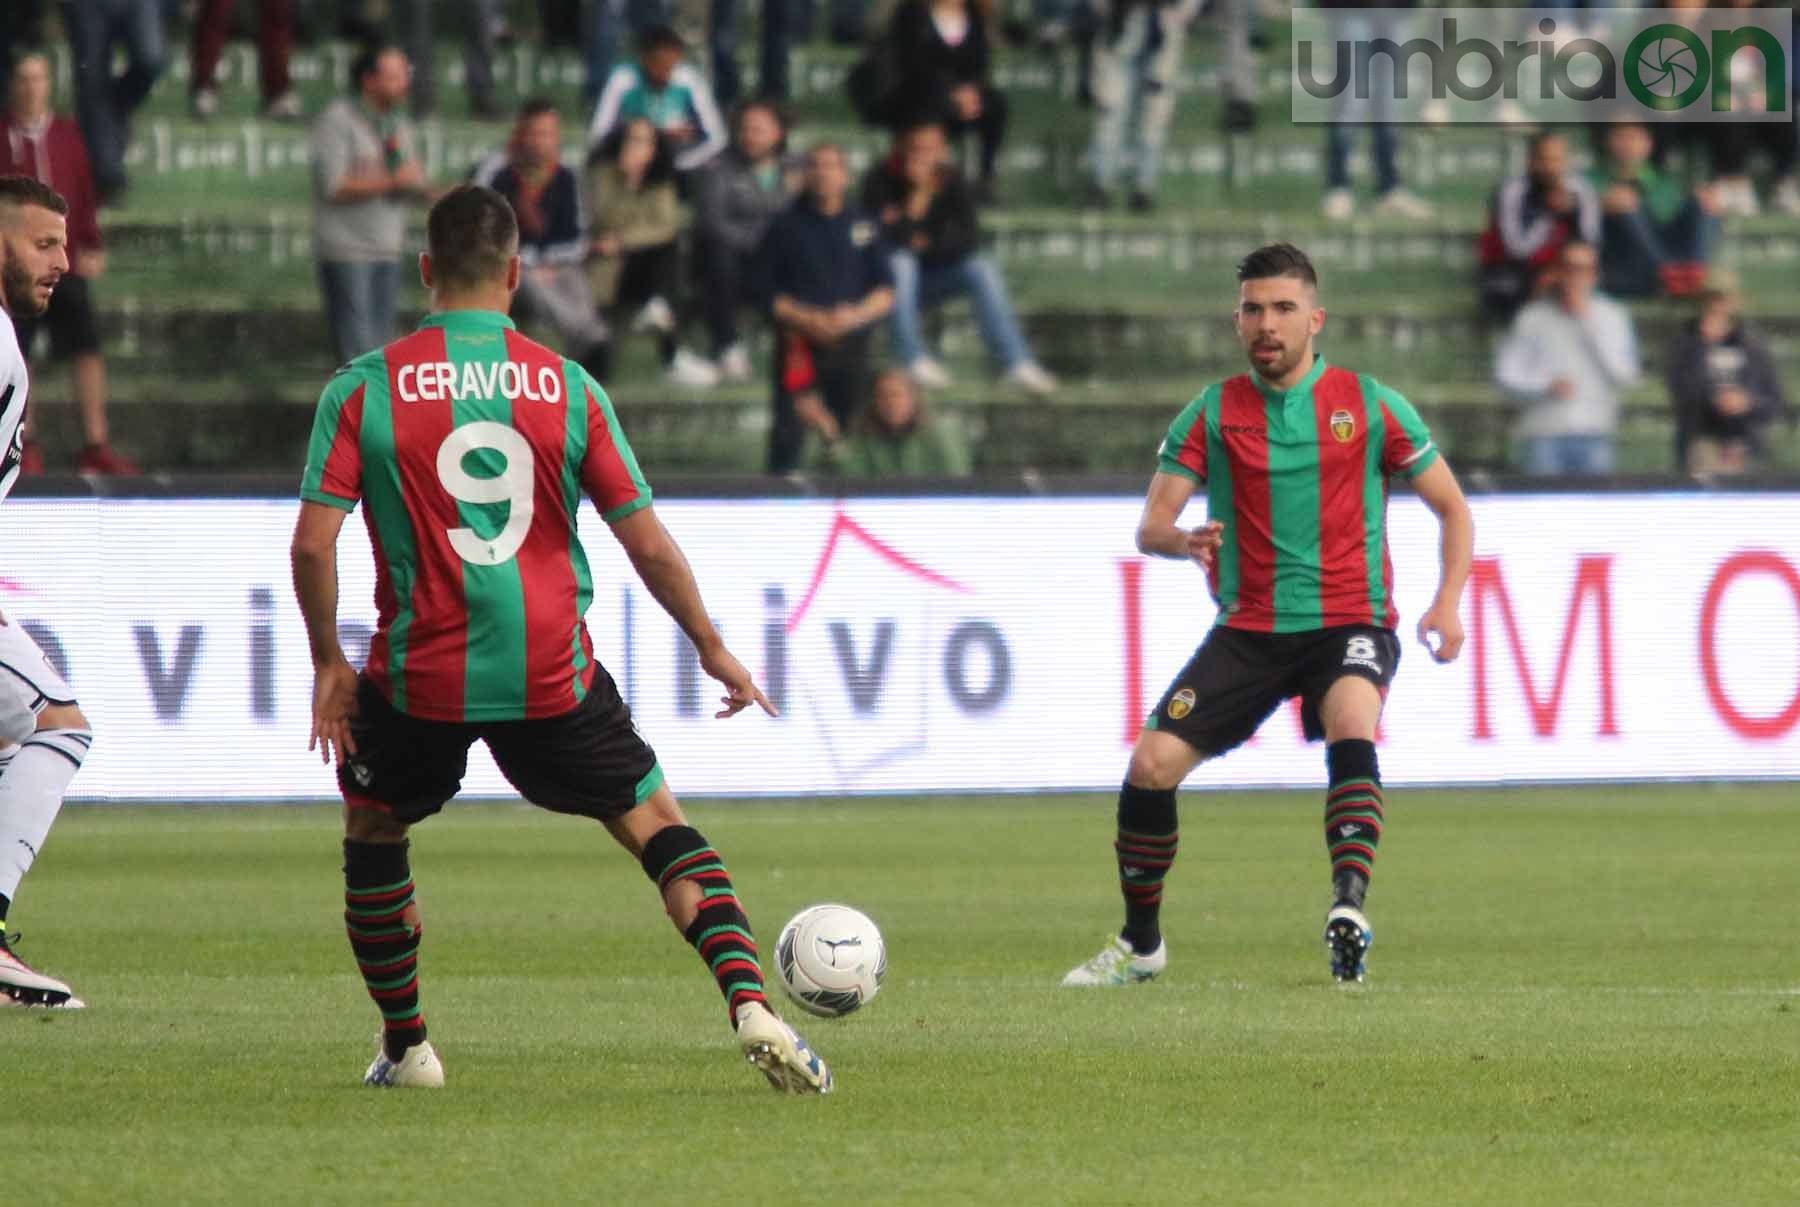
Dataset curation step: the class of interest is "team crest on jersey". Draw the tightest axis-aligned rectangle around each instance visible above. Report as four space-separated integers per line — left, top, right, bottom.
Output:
1167 687 1196 720
1330 410 1356 443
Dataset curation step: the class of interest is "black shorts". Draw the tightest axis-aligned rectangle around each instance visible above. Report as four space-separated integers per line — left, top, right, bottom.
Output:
337 669 662 825
1148 624 1401 756
11 273 101 361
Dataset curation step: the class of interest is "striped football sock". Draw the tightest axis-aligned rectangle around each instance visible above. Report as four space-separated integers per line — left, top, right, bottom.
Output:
1116 783 1178 955
640 825 769 1024
1324 740 1384 909
343 839 426 1062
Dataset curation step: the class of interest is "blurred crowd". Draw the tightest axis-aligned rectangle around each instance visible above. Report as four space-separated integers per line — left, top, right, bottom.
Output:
2 0 1797 479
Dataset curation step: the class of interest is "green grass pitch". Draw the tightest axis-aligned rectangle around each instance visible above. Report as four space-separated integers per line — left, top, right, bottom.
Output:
11 786 1798 1205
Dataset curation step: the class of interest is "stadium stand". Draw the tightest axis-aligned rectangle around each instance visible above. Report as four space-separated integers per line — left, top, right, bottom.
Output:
13 13 1800 475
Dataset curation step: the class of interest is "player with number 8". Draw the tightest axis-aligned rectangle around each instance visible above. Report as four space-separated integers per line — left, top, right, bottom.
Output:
291 185 831 1094
1061 243 1475 989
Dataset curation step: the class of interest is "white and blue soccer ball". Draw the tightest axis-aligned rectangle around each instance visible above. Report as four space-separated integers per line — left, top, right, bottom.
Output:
775 903 887 1018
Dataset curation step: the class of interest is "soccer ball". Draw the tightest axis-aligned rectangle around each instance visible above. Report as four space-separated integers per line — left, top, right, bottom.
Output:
775 903 886 1018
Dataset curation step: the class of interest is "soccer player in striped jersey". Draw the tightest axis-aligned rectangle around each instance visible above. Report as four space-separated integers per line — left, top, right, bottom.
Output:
1063 242 1474 987
292 185 829 1093
0 175 93 1009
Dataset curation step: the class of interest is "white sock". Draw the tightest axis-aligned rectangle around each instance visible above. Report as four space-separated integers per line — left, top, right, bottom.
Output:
0 729 91 904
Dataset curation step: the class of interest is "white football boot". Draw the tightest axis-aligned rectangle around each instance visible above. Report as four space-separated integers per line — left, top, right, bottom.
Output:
735 1001 833 1095
0 933 85 1008
1324 905 1373 984
363 1036 446 1088
1061 935 1167 986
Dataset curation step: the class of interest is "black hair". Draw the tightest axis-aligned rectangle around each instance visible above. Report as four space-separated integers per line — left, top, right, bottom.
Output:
1236 242 1317 288
350 42 405 90
515 95 560 124
637 24 686 53
426 185 519 292
0 174 68 217
593 118 677 185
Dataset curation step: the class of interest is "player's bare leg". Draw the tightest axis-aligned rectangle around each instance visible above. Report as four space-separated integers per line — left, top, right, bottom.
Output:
1063 729 1205 987
607 784 831 1095
1318 677 1386 984
0 700 93 1009
343 804 443 1087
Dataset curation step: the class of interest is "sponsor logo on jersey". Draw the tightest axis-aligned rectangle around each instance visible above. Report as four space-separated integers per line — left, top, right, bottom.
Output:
1167 687 1196 720
1330 409 1356 443
396 361 565 405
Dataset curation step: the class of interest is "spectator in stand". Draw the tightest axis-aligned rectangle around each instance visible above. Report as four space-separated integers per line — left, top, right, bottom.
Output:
1702 0 1799 217
756 142 894 474
585 117 720 386
1477 131 1600 323
59 0 169 205
691 99 799 383
1316 0 1434 223
1085 0 1198 213
1666 289 1789 476
189 0 305 121
1 52 137 475
832 367 973 476
309 44 433 365
396 0 503 120
887 0 1007 202
1589 119 1719 300
587 25 728 175
472 99 611 378
862 121 1055 395
1494 240 1639 476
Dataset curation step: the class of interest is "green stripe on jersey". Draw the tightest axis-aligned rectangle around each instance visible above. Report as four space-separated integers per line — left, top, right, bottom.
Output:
447 338 529 719
357 362 419 711
1264 391 1323 632
300 368 363 504
1361 378 1391 625
564 361 598 702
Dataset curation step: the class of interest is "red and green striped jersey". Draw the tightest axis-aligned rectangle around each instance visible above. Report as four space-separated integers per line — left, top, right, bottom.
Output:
299 310 652 722
1157 357 1438 634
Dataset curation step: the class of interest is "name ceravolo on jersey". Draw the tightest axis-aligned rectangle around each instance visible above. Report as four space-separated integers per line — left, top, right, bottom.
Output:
394 360 566 404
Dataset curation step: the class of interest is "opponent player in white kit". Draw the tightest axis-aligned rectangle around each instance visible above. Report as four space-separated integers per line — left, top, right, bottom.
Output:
0 176 92 1008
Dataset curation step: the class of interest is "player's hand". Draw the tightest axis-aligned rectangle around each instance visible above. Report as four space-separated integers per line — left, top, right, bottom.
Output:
1187 520 1224 568
700 645 779 719
1416 600 1465 664
308 657 360 765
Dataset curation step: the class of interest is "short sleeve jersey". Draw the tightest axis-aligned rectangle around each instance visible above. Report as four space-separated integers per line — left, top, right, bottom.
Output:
0 313 28 504
300 310 651 722
1157 357 1438 633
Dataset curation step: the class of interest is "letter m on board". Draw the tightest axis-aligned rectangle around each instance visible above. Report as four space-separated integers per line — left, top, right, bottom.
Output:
1469 555 1618 739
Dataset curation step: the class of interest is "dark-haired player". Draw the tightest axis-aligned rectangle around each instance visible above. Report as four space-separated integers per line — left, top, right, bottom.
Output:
1063 242 1474 986
292 185 829 1092
0 175 92 1008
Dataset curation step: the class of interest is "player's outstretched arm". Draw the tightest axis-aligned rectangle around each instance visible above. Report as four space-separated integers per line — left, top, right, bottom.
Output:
1410 458 1474 664
609 505 777 719
1136 471 1223 568
291 501 360 763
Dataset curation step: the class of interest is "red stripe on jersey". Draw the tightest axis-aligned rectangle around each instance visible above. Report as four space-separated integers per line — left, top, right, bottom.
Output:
1173 409 1207 481
319 384 366 500
580 385 640 512
385 328 468 714
1219 376 1275 631
1312 367 1375 628
504 329 588 718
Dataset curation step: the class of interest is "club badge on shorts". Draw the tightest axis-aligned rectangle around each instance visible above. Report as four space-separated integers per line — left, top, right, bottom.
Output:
1167 687 1196 720
1330 410 1356 443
